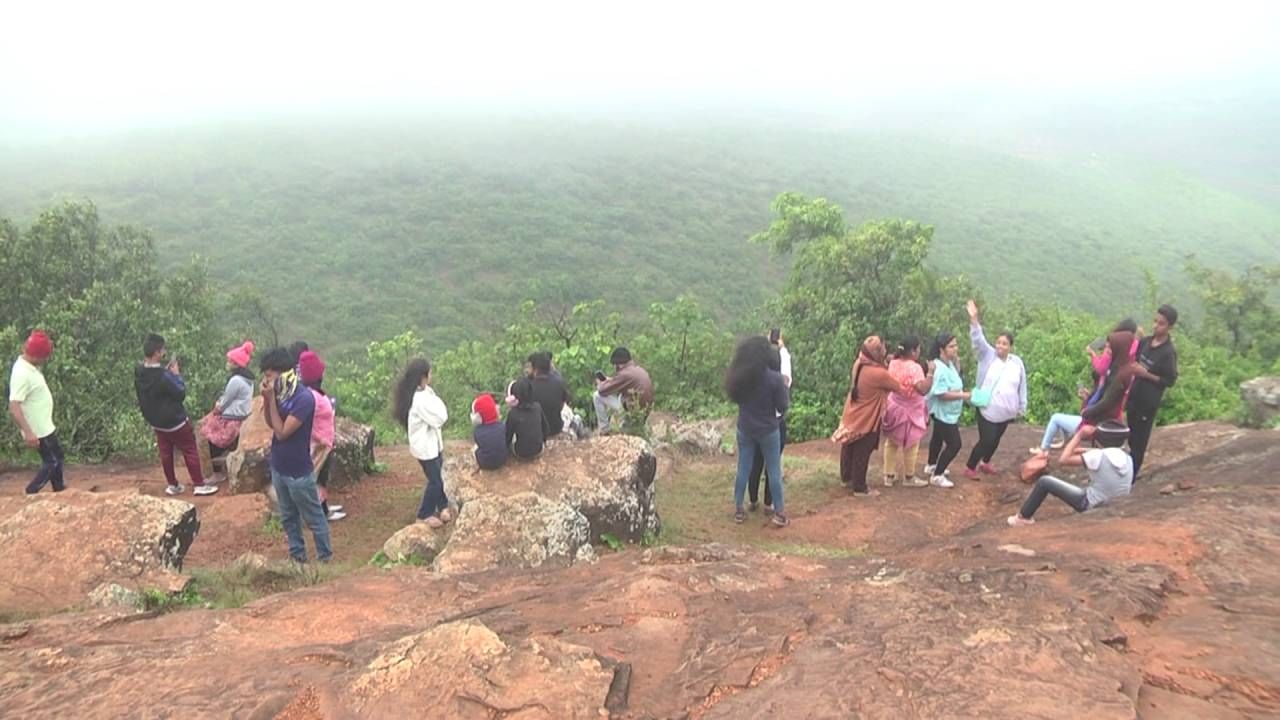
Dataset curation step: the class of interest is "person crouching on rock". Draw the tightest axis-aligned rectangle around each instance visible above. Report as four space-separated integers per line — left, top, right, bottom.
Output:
200 341 255 485
832 336 902 498
395 358 453 529
471 393 508 470
260 348 331 562
299 351 343 522
727 336 790 527
505 378 549 461
135 334 218 496
1008 420 1132 526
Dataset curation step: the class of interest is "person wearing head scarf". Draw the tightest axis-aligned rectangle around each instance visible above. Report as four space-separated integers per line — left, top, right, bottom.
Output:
201 340 256 484
832 336 903 496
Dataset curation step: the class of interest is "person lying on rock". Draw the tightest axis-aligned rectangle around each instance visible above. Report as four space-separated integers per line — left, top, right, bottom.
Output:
394 358 453 529
1008 420 1132 526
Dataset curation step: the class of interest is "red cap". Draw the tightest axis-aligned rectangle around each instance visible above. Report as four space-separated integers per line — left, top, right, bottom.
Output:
24 330 53 361
298 350 326 385
472 393 499 424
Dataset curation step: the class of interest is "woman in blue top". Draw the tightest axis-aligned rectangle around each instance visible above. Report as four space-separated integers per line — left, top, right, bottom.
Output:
725 336 790 527
924 332 970 489
963 299 1028 479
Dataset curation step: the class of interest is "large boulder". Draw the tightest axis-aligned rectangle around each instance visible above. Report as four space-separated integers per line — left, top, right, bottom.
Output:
433 492 595 575
1241 375 1280 428
0 490 197 615
381 522 451 565
348 620 614 718
648 412 733 455
223 396 375 494
447 435 659 544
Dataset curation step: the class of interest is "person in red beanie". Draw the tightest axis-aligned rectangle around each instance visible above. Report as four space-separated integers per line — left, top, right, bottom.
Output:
9 330 65 493
470 393 507 470
298 350 343 521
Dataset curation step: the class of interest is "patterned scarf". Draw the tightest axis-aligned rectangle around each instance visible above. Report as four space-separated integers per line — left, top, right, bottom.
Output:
275 369 301 404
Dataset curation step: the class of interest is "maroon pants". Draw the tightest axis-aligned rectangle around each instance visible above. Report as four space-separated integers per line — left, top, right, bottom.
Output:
156 421 205 487
840 430 880 493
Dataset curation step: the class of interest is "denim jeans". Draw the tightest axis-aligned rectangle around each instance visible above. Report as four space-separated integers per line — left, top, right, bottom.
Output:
26 432 66 494
417 455 449 519
1018 475 1089 520
748 415 787 505
736 428 783 514
271 469 332 562
1040 413 1082 450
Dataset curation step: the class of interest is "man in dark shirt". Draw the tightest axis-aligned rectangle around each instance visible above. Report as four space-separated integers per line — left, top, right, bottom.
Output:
529 352 571 435
1125 304 1179 481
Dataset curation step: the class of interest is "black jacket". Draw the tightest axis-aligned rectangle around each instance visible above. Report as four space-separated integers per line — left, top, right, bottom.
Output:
134 365 189 429
505 403 550 460
531 374 571 435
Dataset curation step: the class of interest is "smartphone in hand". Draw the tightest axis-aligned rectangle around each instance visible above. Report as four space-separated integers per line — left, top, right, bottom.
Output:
769 328 781 344
594 370 607 382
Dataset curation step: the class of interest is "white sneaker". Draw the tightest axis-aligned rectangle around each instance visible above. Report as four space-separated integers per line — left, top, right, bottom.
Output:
165 485 185 496
328 510 347 521
208 472 226 485
193 485 219 496
329 504 344 513
930 475 954 489
923 464 936 476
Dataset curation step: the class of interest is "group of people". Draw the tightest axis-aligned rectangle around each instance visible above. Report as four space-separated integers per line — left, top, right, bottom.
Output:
724 300 1179 530
391 346 653 529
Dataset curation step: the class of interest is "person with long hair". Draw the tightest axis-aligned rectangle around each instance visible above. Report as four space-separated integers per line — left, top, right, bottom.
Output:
746 336 788 512
924 332 970 488
726 335 790 526
832 336 902 497
506 377 550 460
881 336 933 487
1032 329 1138 457
201 341 255 485
962 299 1028 479
394 358 452 528
1008 420 1132 526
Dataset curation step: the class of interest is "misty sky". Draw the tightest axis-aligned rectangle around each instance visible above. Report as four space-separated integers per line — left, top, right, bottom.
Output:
2 0 1278 137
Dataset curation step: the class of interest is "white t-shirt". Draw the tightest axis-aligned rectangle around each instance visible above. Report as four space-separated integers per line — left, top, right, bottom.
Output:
777 346 792 418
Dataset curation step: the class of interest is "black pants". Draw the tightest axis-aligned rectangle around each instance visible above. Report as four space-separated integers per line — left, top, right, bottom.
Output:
27 432 66 494
840 430 880 493
966 414 1010 469
748 415 786 506
1019 475 1089 519
1127 408 1156 481
927 419 962 476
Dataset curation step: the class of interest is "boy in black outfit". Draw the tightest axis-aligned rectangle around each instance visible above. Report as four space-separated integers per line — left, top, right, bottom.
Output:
1125 304 1179 481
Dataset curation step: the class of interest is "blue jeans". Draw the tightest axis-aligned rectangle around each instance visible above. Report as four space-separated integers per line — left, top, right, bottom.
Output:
417 456 449 519
271 469 332 562
736 428 783 515
1040 413 1082 450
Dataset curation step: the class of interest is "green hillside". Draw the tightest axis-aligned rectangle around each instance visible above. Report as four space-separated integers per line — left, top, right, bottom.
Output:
2 118 1276 353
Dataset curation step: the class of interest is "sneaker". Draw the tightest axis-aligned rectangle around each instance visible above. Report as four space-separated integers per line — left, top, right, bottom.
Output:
963 467 981 480
771 513 789 528
208 472 226 485
930 475 954 488
734 509 746 524
904 476 929 487
329 504 344 513
763 504 775 517
923 464 936 476
165 484 185 496
193 485 219 496
978 463 998 475
1028 447 1049 456
883 475 896 487
1007 515 1035 527
327 510 348 521
748 501 759 512
852 489 881 497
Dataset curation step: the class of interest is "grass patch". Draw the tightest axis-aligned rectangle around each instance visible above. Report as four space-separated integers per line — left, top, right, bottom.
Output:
183 560 341 610
258 514 284 537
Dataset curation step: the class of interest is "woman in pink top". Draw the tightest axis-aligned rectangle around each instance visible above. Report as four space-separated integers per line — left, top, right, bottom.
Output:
881 336 934 487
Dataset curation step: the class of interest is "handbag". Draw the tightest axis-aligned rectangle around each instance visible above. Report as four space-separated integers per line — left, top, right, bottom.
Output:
969 359 1011 409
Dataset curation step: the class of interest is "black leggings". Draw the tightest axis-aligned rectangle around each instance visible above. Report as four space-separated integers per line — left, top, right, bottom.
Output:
1127 409 1156 481
966 414 1010 469
927 418 962 476
748 416 786 505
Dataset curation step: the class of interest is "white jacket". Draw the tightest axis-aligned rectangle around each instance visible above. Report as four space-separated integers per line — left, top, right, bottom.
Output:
408 386 448 460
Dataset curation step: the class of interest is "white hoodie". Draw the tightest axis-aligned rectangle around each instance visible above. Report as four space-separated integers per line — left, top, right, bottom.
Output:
408 386 448 461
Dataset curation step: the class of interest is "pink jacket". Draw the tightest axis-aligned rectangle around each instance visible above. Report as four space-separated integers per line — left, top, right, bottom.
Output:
310 388 335 451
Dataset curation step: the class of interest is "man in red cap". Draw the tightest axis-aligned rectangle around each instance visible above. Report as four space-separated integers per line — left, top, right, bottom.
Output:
8 330 65 493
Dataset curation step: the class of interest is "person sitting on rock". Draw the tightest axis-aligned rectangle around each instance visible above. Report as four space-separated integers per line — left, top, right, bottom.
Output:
395 358 452 529
529 351 571 436
135 334 218 496
260 347 331 561
506 378 550 460
593 347 654 434
200 340 255 485
1008 420 1132 526
300 350 343 521
471 393 508 470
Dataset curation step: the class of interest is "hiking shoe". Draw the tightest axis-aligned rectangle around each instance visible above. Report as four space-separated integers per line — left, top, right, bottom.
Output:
771 513 790 528
963 467 981 480
979 462 998 475
930 475 954 489
734 509 746 524
327 510 348 521
165 484 185 496
1007 515 1035 527
905 476 929 487
193 485 219 496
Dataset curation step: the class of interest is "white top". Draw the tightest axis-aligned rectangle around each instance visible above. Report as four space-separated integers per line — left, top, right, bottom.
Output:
777 346 792 418
408 386 449 461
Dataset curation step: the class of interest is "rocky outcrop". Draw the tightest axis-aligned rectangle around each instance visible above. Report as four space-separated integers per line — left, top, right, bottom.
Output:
648 412 733 455
0 490 197 615
434 492 595 575
222 396 375 494
448 434 659 544
1241 375 1280 428
381 523 450 565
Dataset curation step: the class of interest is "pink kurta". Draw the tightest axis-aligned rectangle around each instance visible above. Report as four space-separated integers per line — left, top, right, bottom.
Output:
881 358 928 447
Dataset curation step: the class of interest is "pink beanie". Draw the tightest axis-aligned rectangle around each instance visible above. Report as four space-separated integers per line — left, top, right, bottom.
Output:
226 341 254 368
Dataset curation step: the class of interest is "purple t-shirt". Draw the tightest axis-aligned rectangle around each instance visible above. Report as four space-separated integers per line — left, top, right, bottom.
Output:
269 387 316 477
